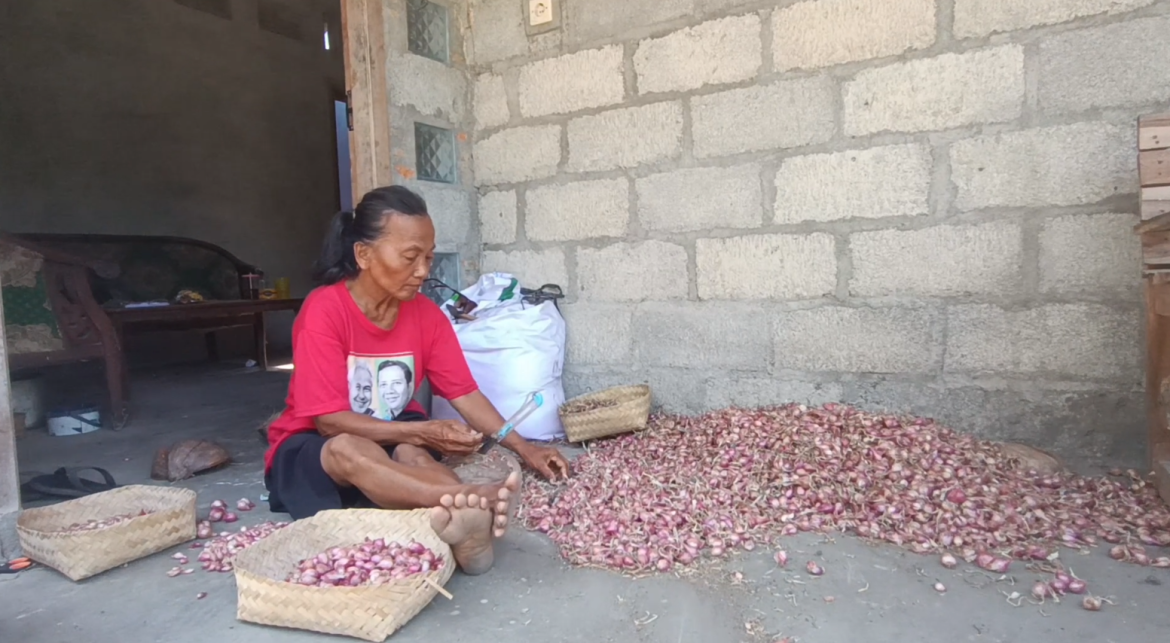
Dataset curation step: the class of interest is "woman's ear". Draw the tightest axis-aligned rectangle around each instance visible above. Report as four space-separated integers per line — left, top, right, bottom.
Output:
353 241 371 271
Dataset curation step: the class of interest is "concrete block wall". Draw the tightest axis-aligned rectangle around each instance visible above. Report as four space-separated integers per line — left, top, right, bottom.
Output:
383 0 482 281
462 0 1170 460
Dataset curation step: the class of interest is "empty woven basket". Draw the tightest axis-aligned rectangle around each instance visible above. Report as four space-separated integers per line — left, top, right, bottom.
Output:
559 384 652 442
17 485 197 581
233 508 455 642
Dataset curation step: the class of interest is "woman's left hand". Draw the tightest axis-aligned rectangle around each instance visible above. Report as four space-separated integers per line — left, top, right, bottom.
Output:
519 444 570 481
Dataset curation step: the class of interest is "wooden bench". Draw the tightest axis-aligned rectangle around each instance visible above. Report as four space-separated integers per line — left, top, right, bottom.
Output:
1 234 128 426
16 233 303 371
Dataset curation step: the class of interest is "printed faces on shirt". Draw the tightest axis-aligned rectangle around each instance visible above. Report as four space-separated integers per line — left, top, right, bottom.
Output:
347 353 416 420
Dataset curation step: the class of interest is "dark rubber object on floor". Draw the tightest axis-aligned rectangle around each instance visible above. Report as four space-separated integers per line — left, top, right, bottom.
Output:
21 467 118 500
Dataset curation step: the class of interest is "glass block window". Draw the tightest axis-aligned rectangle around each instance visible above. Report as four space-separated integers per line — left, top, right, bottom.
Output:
422 253 462 306
415 123 457 184
407 0 449 64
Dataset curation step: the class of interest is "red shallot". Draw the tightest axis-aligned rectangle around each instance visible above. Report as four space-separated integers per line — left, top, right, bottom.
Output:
976 554 1011 574
59 510 152 533
1067 579 1087 594
939 553 957 569
1031 581 1051 601
774 550 788 567
236 498 255 512
1082 596 1102 611
196 520 213 539
197 521 288 572
805 561 824 576
208 507 225 523
286 538 444 588
520 405 1170 576
211 500 227 510
222 512 239 523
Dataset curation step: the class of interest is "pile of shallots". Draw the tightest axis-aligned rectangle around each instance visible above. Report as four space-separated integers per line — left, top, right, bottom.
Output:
286 538 444 588
562 399 618 414
196 498 256 536
195 521 288 573
60 509 153 533
521 404 1170 575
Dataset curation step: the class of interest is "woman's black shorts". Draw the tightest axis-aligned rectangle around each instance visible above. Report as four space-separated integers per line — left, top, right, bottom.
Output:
264 410 440 520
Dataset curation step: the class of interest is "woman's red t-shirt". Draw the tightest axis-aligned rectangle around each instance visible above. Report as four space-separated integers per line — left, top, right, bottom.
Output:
263 281 478 472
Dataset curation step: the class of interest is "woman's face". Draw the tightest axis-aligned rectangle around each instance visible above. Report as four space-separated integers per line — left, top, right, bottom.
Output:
378 365 409 414
354 213 435 301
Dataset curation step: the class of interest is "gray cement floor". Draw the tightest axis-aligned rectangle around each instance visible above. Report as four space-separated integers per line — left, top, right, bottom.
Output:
2 362 1168 642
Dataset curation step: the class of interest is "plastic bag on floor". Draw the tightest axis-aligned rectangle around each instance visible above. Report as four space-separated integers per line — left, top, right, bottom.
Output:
430 273 567 441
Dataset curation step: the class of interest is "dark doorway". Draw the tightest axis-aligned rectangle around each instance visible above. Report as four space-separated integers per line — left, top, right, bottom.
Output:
334 99 354 212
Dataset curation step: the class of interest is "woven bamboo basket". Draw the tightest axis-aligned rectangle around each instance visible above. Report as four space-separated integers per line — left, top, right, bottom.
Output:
16 485 197 581
233 508 455 642
559 384 652 443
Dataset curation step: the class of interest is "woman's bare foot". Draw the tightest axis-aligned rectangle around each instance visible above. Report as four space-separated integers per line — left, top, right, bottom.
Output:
430 492 496 575
490 471 522 538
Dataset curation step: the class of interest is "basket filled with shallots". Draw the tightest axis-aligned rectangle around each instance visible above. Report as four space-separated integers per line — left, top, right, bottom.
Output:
232 508 454 642
558 384 652 443
16 485 197 581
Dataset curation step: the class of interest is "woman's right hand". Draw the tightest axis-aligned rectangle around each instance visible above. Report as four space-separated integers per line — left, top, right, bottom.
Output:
417 420 483 455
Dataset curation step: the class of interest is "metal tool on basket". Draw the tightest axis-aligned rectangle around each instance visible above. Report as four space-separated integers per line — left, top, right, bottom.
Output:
479 391 544 455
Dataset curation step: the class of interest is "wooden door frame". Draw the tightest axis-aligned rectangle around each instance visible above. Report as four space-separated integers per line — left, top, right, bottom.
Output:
340 0 392 200
0 280 21 521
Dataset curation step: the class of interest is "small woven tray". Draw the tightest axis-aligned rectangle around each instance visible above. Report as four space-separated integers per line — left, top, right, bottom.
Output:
16 485 197 581
234 508 455 642
559 384 652 442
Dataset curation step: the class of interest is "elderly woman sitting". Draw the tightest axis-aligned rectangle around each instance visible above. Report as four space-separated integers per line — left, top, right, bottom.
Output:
264 185 569 575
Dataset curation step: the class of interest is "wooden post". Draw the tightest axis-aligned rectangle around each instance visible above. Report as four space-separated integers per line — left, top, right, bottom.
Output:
341 0 391 200
1137 112 1170 505
0 278 22 557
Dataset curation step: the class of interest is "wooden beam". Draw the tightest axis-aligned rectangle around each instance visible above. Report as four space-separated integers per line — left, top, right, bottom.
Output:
1146 231 1170 268
0 279 20 515
1139 113 1170 151
1142 200 1170 221
1146 276 1170 474
341 0 391 201
1135 211 1170 234
1141 148 1170 187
